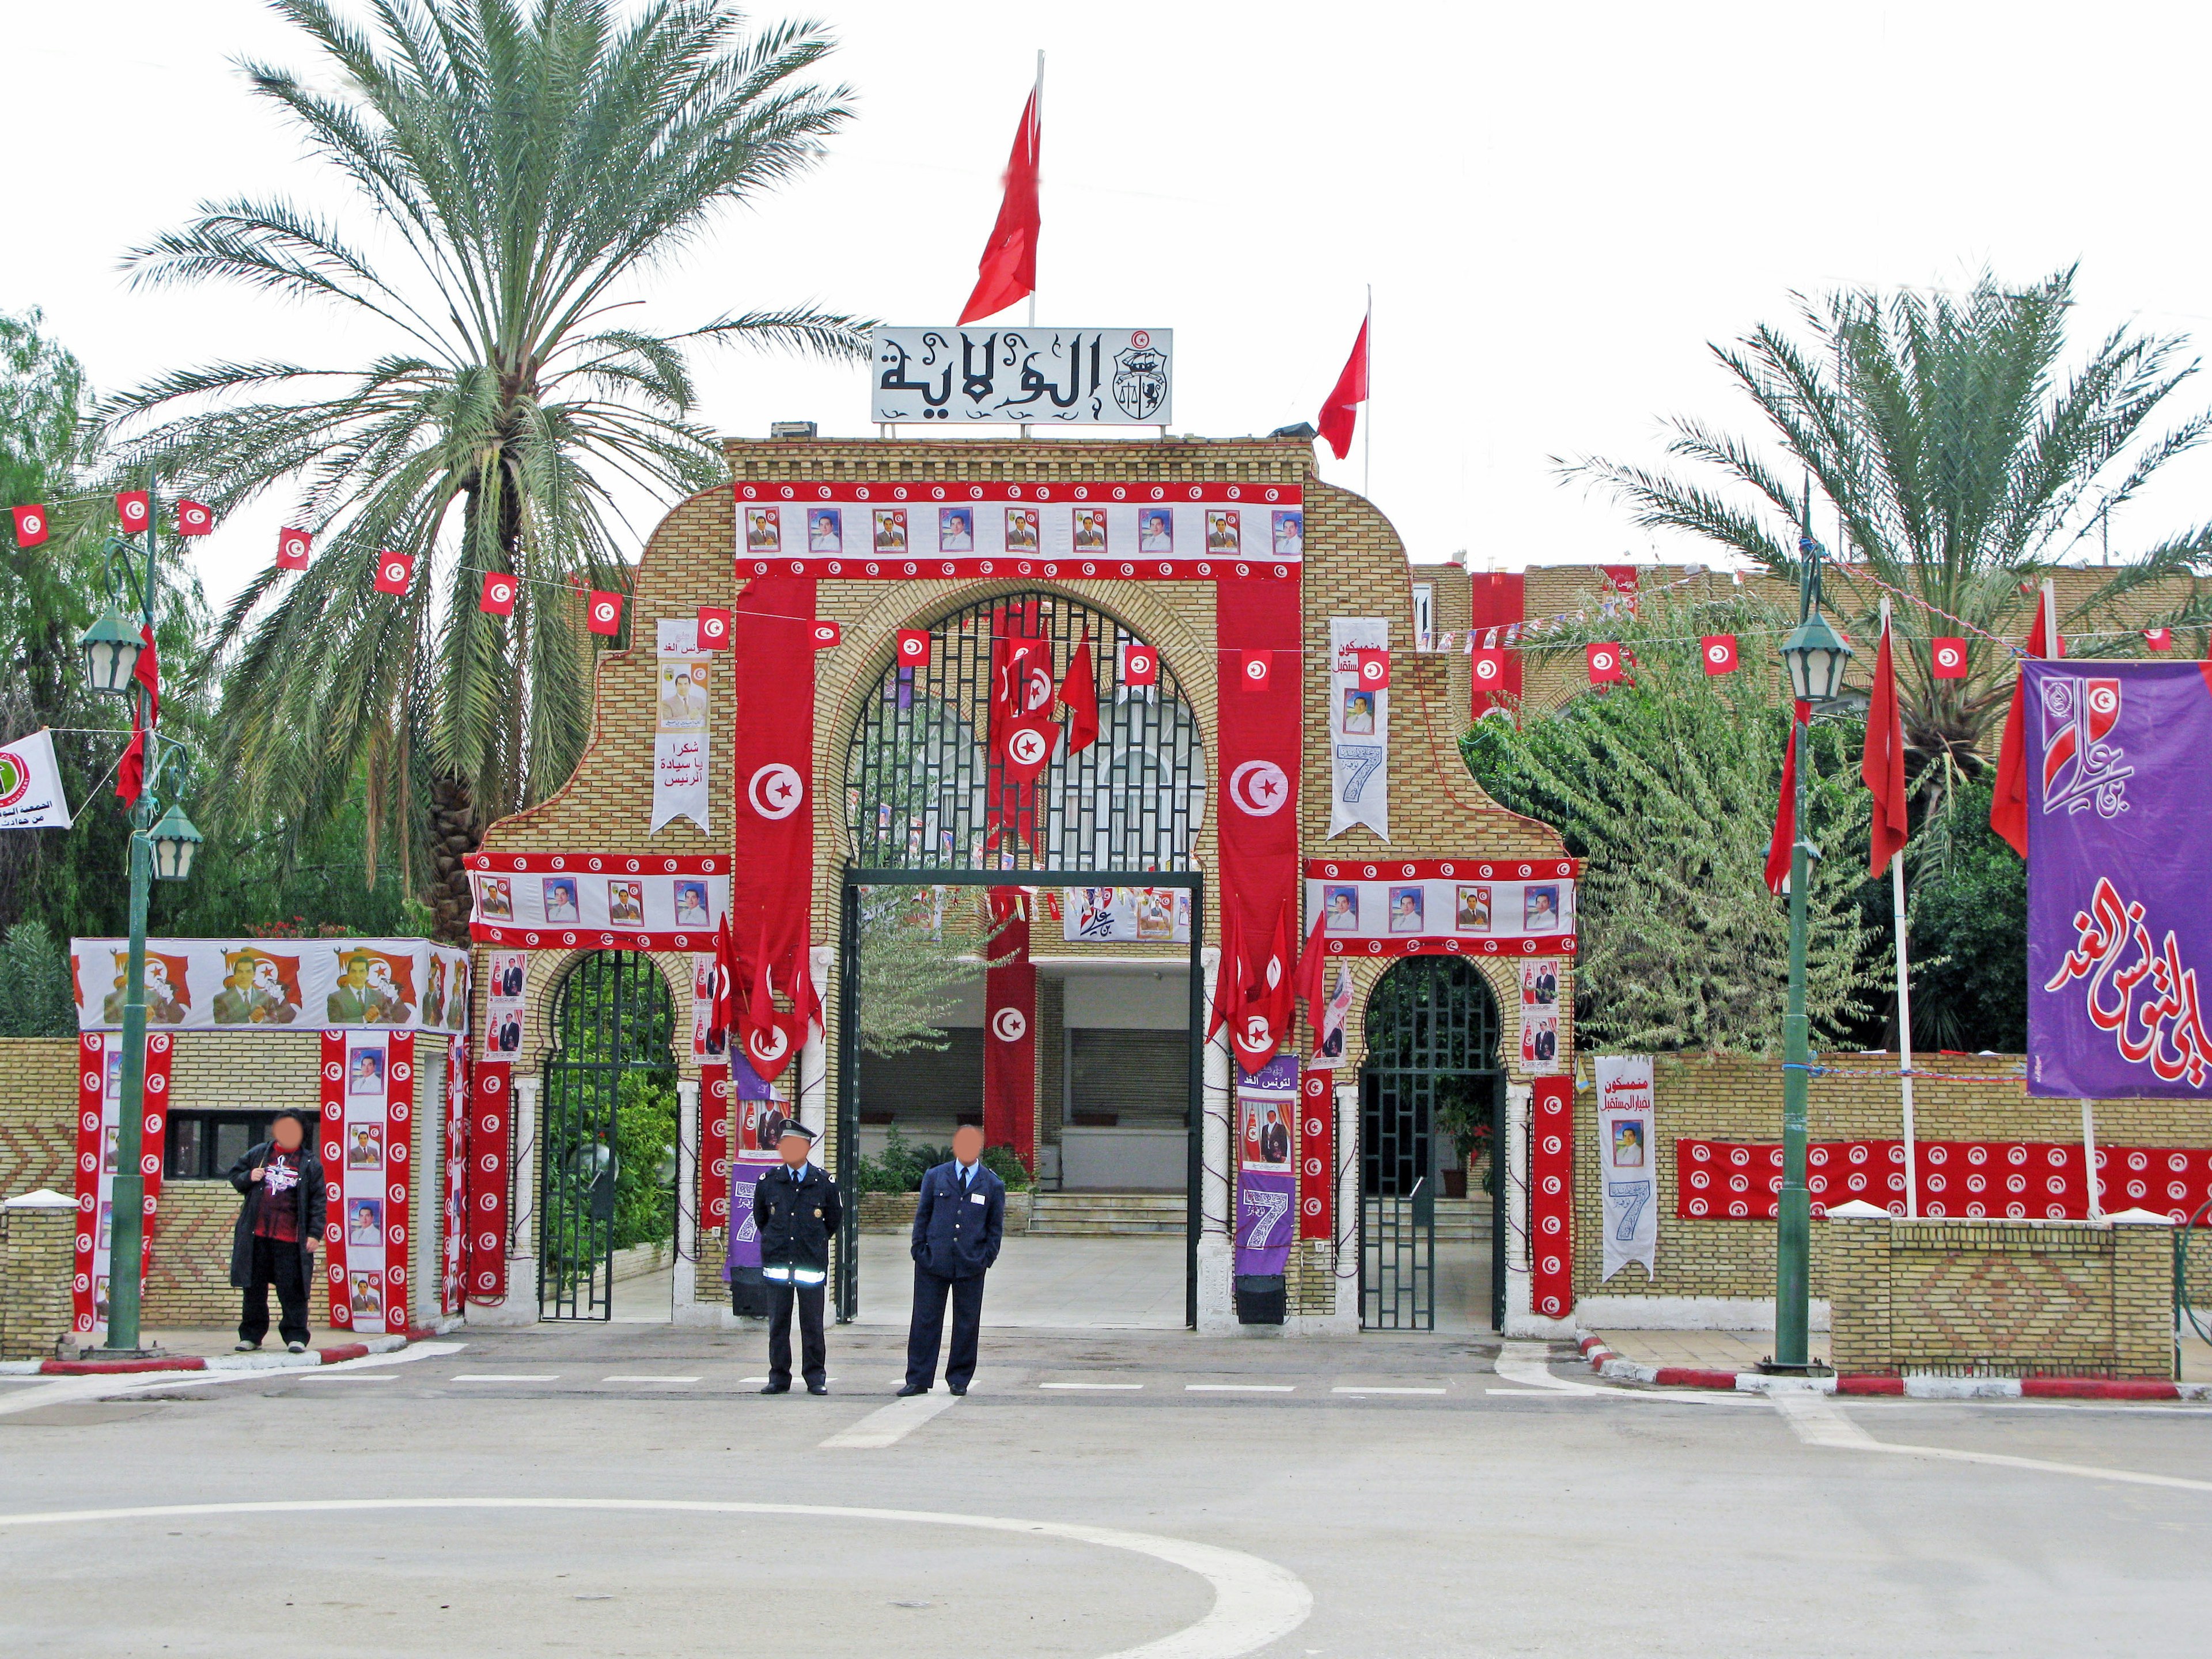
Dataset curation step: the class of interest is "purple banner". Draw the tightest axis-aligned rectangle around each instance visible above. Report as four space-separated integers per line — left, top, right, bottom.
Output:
722 1061 778 1283
1235 1055 1299 1274
2027 661 2212 1097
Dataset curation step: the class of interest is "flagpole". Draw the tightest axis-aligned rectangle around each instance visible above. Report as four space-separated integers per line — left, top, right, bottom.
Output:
1020 49 1043 441
1883 597 1919 1218
2038 574 2104 1214
1362 285 1372 500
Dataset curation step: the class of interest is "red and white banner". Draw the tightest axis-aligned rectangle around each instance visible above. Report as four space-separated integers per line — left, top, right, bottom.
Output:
1297 1066 1333 1241
466 852 728 951
442 1036 467 1316
1529 1076 1573 1320
984 888 1037 1169
737 479 1302 582
699 1061 733 1231
71 1031 172 1335
985 602 1056 855
730 574 817 1082
1215 578 1302 1071
1676 1138 2212 1224
467 1060 511 1301
1304 857 1578 959
320 1030 414 1334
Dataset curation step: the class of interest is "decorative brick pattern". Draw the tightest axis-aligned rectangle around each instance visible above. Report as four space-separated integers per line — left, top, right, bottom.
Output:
1 1203 74 1361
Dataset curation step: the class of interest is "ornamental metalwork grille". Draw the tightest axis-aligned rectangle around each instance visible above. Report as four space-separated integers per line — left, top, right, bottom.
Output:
539 951 677 1321
1359 957 1503 1331
843 592 1206 873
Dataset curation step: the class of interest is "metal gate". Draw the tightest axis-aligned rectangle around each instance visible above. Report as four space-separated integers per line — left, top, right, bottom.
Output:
539 952 676 1320
1359 957 1502 1331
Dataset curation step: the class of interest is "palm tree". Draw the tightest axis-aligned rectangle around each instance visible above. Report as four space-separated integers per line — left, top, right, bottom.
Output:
1567 268 2212 778
109 0 870 937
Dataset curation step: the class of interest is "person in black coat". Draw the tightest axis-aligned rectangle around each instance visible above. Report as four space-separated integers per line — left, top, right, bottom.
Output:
753 1120 841 1395
900 1124 1006 1396
226 1108 327 1353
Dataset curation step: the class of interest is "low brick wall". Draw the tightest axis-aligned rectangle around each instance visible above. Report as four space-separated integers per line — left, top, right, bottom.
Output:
145 1182 247 1331
855 1190 1034 1234
1827 1213 2174 1378
1 1196 75 1361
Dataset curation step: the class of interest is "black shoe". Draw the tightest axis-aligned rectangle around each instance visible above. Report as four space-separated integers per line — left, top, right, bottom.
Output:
949 1384 967 1396
759 1382 790 1395
807 1381 828 1396
897 1383 930 1397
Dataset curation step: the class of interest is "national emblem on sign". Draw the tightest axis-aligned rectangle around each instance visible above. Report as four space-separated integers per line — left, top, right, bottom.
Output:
1240 651 1270 691
1228 759 1289 817
1112 331 1169 420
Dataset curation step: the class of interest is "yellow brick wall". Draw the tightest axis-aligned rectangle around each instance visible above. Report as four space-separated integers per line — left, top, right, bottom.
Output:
1 1203 74 1360
0 1037 78 1198
1574 1051 2212 1304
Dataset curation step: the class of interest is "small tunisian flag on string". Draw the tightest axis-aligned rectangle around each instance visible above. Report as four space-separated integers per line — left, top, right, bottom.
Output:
696 606 732 650
373 551 413 595
1763 700 1813 895
1930 637 1967 678
585 590 623 637
116 491 151 532
957 85 1041 325
176 499 215 536
276 527 312 570
1700 634 1739 675
11 504 48 547
2145 627 2174 651
1586 642 1624 684
1990 588 2062 857
1060 629 1099 754
478 571 517 616
1862 613 1910 878
1316 312 1369 462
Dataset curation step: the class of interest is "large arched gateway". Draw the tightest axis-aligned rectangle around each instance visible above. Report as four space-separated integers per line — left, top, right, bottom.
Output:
462 436 1578 1338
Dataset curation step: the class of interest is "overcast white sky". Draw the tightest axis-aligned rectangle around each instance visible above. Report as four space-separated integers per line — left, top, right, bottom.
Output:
7 1 2212 615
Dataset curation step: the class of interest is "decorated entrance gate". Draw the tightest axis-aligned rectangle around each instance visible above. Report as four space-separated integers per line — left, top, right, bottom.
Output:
539 951 677 1320
1359 958 1504 1330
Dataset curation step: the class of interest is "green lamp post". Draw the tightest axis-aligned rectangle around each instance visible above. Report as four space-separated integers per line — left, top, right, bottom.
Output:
1768 526 1853 1374
75 480 203 1356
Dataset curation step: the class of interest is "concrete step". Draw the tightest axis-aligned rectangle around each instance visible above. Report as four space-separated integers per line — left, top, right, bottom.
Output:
1028 1192 1190 1236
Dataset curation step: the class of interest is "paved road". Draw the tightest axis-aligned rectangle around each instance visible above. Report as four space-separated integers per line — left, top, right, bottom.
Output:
2 1324 2207 1656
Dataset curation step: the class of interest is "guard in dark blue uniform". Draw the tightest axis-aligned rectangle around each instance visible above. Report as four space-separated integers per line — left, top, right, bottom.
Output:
753 1120 840 1395
900 1123 1006 1396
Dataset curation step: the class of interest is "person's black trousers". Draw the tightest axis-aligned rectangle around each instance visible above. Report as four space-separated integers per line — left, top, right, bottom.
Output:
905 1264 986 1391
239 1236 310 1347
766 1278 827 1389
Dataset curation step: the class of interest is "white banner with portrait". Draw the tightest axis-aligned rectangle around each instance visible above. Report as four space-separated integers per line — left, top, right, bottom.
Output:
653 620 710 832
1059 885 1192 944
1593 1054 1658 1282
1327 618 1388 840
71 938 469 1034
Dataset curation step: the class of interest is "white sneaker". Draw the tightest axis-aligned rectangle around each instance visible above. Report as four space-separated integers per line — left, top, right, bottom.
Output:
234 1340 259 1353
286 1341 308 1355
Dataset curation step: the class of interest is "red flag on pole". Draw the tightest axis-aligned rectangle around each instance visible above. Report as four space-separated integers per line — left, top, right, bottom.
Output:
1316 313 1369 462
1060 629 1099 754
1990 585 2061 858
1862 613 1910 877
1291 908 1328 1017
1764 700 1813 895
957 85 1041 325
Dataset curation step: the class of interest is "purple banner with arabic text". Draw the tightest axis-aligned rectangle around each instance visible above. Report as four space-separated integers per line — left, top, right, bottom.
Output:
2028 661 2212 1097
1236 1055 1300 1274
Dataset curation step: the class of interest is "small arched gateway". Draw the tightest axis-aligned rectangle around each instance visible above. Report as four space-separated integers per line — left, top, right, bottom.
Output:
461 435 1577 1338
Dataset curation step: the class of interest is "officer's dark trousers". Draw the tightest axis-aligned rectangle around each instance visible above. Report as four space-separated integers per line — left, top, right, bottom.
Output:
766 1278 826 1389
905 1265 986 1391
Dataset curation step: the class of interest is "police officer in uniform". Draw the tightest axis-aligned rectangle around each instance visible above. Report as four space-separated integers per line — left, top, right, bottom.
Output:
753 1120 841 1395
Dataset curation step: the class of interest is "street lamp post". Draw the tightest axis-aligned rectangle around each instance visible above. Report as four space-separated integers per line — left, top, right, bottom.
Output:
1770 526 1853 1374
78 479 203 1357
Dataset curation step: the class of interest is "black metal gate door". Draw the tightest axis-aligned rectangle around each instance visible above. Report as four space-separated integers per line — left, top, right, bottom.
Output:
1358 958 1502 1331
540 952 676 1320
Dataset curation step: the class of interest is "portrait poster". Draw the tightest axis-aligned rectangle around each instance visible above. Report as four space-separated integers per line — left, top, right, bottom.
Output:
653 620 710 834
1234 1055 1299 1277
73 938 468 1034
1592 1054 1657 1281
1520 958 1562 1074
319 1028 414 1335
1327 618 1388 839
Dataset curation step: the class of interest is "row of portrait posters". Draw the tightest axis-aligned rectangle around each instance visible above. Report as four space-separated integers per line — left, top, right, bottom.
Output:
71 938 469 1033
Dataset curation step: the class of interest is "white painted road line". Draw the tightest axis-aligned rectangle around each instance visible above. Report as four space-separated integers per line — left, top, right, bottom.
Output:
820 1391 963 1449
1186 1384 1294 1393
1493 1341 1759 1407
0 1340 465 1417
1041 1382 1143 1390
601 1375 702 1384
1332 1386 1446 1395
453 1374 560 1383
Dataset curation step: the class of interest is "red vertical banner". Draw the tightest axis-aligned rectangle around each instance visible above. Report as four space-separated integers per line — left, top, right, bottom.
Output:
984 887 1037 1169
1468 570 1525 717
1297 1066 1333 1240
467 1059 512 1302
70 1032 171 1336
730 573 817 1080
699 1060 732 1229
317 1031 348 1328
1214 577 1303 1070
1529 1075 1573 1320
384 1031 414 1331
442 1037 467 1316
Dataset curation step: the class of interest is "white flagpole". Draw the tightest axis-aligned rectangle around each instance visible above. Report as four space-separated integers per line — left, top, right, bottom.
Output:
1883 596 1919 1218
1362 285 1373 500
2035 579 2101 1209
1020 50 1043 441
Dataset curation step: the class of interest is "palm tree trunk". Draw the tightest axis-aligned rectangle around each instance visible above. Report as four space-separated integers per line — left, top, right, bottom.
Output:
426 772 479 942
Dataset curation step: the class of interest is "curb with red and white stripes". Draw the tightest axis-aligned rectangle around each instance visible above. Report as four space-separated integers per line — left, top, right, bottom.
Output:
1574 1334 2212 1402
0 1320 454 1377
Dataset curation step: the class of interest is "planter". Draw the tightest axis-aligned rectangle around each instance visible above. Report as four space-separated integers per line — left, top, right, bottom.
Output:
855 1188 1033 1234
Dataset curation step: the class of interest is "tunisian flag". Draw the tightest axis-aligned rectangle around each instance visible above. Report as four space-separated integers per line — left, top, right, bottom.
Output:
1862 613 1910 877
958 86 1041 325
1762 700 1813 895
1990 587 2062 857
1316 312 1369 462
1214 577 1302 1070
983 888 1036 1168
730 573 817 1082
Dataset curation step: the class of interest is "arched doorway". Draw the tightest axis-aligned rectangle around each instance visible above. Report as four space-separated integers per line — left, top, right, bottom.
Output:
1359 958 1504 1331
837 590 1209 1326
539 951 678 1320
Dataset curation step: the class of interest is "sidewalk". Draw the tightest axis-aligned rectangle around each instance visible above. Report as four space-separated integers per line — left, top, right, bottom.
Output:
1592 1324 2212 1385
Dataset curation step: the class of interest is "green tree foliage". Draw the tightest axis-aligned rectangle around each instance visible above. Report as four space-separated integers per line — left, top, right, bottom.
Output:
112 0 872 937
1463 588 1879 1053
0 921 77 1036
1904 775 2027 1052
1567 268 2212 774
856 885 1006 1059
612 1070 677 1250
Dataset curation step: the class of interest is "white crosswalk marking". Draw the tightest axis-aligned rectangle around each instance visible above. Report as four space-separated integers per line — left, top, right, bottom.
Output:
820 1392 962 1449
